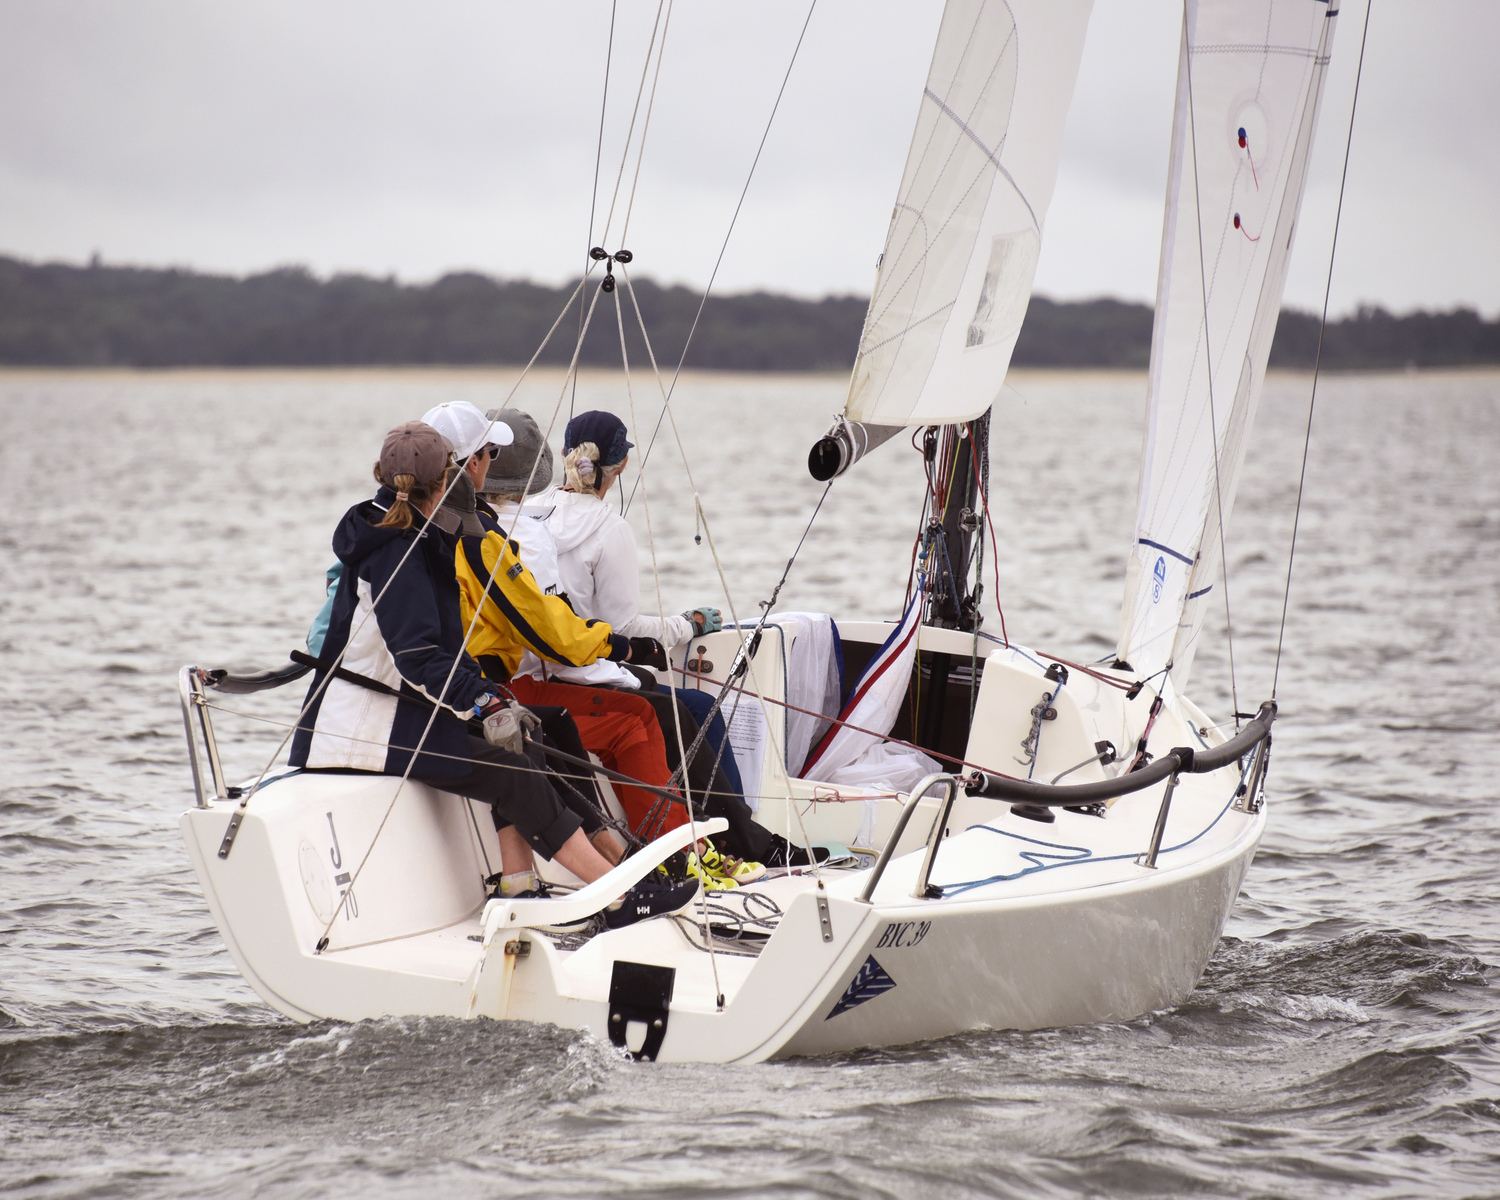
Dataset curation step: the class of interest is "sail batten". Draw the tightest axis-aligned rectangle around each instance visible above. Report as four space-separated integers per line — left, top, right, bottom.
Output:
1117 0 1340 690
841 0 1095 431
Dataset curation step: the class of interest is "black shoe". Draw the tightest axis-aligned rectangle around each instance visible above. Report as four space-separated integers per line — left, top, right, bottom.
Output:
762 837 831 869
604 876 701 929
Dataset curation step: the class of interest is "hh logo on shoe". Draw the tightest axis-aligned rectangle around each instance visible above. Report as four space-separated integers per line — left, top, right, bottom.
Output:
826 956 896 1020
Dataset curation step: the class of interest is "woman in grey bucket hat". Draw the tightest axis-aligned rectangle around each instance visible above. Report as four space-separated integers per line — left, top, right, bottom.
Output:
483 408 554 497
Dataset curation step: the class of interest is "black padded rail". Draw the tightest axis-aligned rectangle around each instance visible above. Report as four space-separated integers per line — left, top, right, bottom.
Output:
203 660 311 694
967 700 1276 806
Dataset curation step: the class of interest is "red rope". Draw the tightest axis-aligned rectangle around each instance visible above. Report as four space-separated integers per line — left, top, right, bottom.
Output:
967 423 1009 648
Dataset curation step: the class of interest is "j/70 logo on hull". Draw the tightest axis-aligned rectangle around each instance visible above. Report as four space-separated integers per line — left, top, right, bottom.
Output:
876 920 931 949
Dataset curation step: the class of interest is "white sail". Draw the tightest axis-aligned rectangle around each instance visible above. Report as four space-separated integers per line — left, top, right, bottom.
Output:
1117 0 1339 688
843 0 1094 429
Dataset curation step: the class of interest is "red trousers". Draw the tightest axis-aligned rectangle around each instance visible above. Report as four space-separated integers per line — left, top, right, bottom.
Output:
507 675 687 840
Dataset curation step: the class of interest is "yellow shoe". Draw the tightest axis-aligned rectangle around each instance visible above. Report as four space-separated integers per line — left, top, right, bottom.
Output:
686 852 740 891
697 841 766 885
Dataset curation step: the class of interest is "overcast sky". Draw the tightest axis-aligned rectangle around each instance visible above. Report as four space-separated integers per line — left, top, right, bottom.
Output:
2 0 1494 316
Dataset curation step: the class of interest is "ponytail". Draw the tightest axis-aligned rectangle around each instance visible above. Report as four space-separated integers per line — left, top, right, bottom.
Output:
562 441 627 494
372 465 436 530
562 442 601 493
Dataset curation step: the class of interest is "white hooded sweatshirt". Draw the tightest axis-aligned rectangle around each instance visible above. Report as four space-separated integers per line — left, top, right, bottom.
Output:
546 489 695 649
490 493 640 690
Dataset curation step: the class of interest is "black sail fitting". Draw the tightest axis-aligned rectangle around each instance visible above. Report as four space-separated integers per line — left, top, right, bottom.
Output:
808 419 903 481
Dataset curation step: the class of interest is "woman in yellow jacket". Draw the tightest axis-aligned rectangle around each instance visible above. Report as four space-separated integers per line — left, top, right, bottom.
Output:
441 476 688 846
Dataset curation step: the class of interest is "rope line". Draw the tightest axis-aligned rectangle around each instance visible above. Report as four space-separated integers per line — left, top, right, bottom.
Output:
1273 0 1372 699
610 281 725 1006
572 0 618 422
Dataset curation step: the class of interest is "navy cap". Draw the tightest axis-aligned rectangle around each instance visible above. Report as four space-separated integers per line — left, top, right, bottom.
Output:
563 410 633 468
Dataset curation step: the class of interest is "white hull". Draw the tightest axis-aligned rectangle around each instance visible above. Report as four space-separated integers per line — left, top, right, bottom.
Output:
181 623 1267 1062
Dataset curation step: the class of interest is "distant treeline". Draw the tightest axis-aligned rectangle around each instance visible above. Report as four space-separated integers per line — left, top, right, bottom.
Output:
2 255 1497 372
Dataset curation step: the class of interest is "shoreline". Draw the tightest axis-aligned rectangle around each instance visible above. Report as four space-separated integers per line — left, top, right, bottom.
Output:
2 363 1495 384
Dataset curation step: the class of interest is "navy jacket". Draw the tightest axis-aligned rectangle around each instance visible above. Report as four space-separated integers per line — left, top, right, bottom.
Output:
290 487 489 778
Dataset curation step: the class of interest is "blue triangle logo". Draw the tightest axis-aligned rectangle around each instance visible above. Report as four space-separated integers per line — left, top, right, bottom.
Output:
826 955 897 1020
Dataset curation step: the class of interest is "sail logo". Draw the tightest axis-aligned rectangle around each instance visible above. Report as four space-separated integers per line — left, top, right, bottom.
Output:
1152 556 1167 603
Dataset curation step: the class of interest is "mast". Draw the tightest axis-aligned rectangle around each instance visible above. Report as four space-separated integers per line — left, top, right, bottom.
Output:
913 409 990 748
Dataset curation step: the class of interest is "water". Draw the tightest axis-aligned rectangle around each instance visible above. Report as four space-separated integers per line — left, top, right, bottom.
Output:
3 366 1498 1198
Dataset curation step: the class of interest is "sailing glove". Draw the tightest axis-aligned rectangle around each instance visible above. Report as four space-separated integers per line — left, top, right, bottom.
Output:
628 636 668 670
685 606 722 634
479 698 540 755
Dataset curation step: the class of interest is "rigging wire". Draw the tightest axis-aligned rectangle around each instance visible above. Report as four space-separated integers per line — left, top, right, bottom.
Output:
610 281 725 1010
1181 0 1242 728
593 0 668 252
572 0 618 422
1273 0 1373 699
618 0 674 249
624 0 819 514
618 267 828 879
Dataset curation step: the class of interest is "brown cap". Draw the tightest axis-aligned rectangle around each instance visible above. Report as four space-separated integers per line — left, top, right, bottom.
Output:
378 421 452 488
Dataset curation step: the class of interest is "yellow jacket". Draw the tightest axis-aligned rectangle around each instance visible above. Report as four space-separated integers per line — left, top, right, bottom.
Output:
454 531 622 679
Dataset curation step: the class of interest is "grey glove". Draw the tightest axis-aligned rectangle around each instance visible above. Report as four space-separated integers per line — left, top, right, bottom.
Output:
480 700 541 755
685 606 722 634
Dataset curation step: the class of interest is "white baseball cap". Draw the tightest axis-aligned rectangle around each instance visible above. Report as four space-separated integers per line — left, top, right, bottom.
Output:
419 401 515 461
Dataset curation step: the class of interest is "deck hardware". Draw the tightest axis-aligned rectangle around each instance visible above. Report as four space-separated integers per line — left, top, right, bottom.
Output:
1010 803 1056 824
1233 737 1271 814
815 888 834 942
503 939 531 957
178 666 228 807
912 777 960 899
217 811 244 859
1136 762 1188 869
607 961 676 1062
855 775 957 903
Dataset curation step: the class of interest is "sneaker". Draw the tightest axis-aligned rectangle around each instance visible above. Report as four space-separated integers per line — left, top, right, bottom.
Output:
686 852 740 891
604 876 701 929
696 841 766 885
762 837 832 869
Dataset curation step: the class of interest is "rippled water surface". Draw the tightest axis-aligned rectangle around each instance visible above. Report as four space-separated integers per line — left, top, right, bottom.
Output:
2 367 1498 1198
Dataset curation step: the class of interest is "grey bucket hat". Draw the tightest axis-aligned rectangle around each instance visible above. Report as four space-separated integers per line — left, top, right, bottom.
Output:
482 408 555 496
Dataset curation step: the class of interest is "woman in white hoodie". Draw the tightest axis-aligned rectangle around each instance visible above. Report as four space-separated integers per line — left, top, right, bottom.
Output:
546 411 771 863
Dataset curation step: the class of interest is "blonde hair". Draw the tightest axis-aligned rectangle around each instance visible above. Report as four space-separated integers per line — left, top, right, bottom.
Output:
562 442 626 494
371 463 441 530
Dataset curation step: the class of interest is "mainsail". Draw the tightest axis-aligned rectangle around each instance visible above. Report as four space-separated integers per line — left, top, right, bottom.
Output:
1117 0 1339 689
843 0 1094 431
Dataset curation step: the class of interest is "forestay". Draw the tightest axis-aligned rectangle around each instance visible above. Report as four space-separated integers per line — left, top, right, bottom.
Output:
1118 0 1340 689
843 0 1094 429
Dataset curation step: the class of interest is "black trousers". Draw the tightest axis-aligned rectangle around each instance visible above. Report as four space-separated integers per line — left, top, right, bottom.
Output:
415 735 581 860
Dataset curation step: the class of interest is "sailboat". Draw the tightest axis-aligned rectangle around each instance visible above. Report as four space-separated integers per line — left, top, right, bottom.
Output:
178 0 1339 1062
